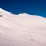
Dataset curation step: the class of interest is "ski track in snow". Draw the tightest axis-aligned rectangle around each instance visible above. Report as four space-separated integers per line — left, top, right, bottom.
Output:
0 8 46 46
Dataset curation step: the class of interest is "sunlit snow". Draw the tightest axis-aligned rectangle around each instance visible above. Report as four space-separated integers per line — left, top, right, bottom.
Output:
0 8 46 46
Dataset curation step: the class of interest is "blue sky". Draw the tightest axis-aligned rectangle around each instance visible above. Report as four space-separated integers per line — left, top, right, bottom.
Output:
0 0 46 17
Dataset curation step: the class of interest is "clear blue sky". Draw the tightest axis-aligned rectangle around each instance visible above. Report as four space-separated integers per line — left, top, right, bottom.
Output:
0 0 46 17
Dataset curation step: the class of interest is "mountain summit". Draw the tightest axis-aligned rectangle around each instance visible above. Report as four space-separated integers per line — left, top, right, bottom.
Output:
0 8 46 46
0 8 46 28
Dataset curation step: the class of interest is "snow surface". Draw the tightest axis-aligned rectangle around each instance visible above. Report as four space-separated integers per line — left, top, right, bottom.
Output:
0 8 46 46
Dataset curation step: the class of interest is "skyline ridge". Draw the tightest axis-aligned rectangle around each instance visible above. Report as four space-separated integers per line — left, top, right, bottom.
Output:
0 8 46 18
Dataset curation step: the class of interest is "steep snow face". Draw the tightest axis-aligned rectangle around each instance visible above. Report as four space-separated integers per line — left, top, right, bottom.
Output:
0 18 14 29
0 8 46 46
0 8 16 30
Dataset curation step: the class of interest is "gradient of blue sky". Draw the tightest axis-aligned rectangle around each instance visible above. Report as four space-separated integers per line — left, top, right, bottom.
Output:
0 0 46 17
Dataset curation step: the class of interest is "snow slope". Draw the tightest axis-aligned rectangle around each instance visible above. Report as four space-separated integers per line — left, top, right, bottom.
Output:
0 8 46 46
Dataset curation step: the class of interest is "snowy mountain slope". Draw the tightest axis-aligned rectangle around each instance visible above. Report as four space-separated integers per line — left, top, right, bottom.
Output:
0 8 46 46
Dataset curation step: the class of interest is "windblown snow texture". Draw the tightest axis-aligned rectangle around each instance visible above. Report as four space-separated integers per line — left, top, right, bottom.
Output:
0 8 46 46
